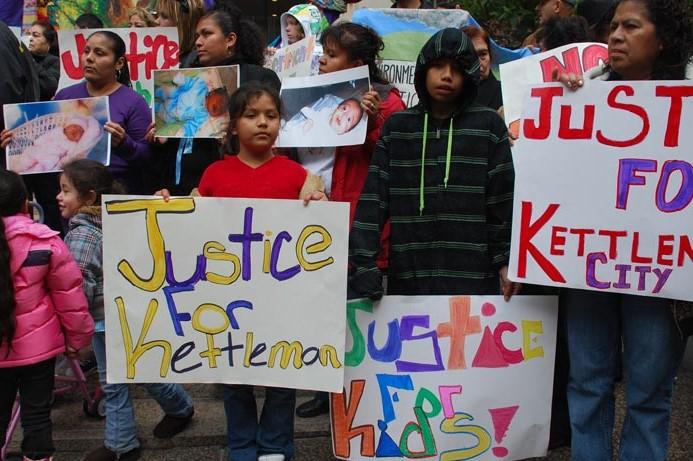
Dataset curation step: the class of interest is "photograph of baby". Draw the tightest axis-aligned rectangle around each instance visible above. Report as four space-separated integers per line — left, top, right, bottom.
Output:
153 65 240 138
277 65 370 148
4 97 110 175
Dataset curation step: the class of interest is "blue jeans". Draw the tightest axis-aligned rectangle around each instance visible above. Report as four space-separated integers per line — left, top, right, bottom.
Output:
92 332 194 454
563 290 683 461
223 384 296 461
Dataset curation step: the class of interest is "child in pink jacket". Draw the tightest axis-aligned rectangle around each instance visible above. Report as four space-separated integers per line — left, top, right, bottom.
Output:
0 169 94 461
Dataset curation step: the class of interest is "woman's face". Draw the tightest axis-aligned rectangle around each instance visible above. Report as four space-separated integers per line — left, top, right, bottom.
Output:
28 25 50 55
608 0 661 80
194 16 237 66
80 34 124 85
319 41 357 74
157 10 176 27
129 14 147 28
471 36 491 81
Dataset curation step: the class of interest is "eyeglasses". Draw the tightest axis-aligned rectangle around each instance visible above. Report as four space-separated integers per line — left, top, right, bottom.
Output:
176 0 190 14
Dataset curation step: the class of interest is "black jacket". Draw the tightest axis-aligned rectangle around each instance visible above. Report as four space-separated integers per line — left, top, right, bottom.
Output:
0 21 39 133
156 56 281 195
32 53 60 101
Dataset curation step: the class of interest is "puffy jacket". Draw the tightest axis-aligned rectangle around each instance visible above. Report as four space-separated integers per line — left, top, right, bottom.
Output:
0 214 94 367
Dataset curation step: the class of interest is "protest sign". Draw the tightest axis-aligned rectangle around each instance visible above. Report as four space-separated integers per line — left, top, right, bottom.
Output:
4 97 110 174
500 43 608 138
509 81 693 301
265 36 317 79
58 27 179 106
332 295 558 461
278 66 370 148
102 196 349 391
153 65 239 138
378 60 418 108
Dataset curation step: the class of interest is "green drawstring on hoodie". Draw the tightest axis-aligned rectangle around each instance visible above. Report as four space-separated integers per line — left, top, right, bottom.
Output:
419 114 455 215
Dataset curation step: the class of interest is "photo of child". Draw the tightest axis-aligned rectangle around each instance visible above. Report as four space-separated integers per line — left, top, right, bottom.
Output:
277 65 370 148
4 97 110 175
153 65 240 139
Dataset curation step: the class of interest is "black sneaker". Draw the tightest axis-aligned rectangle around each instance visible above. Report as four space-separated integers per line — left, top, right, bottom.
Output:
153 408 194 439
83 445 141 461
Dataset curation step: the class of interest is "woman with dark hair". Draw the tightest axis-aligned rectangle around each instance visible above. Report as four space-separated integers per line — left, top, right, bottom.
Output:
557 1 693 459
28 20 59 101
461 26 503 111
537 15 591 51
150 4 281 197
53 31 152 194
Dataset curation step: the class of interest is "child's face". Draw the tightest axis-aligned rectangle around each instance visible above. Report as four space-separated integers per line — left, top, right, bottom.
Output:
319 41 355 75
329 99 362 135
425 58 464 105
64 124 85 142
56 174 84 219
285 16 305 45
232 93 280 155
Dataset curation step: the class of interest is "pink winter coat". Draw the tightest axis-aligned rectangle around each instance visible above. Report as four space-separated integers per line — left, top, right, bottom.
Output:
0 214 94 368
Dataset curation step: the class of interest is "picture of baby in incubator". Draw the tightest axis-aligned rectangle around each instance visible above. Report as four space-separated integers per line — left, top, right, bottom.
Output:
4 97 110 175
153 65 240 138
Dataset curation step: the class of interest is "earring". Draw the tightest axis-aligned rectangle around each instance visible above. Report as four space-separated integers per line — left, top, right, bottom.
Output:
116 68 122 79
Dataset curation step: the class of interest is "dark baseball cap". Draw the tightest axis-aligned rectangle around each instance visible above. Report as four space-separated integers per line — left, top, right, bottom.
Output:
575 0 618 27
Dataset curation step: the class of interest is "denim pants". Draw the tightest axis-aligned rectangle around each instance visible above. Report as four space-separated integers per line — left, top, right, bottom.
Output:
0 358 56 459
223 384 296 461
93 332 194 454
563 289 684 461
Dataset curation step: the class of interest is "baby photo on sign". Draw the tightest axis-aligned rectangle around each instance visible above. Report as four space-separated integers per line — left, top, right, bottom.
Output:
153 65 240 138
278 66 370 148
4 97 110 175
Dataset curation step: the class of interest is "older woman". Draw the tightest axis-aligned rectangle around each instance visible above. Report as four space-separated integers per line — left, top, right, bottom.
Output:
558 1 693 460
128 7 158 27
28 20 59 101
462 25 502 110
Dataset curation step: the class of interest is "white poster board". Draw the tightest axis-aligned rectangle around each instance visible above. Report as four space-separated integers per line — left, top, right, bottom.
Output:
509 81 693 301
102 196 349 391
332 295 558 461
500 42 608 138
266 36 317 79
57 27 179 106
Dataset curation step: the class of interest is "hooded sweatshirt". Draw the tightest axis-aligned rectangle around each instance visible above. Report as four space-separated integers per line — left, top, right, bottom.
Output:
349 28 514 298
280 4 328 74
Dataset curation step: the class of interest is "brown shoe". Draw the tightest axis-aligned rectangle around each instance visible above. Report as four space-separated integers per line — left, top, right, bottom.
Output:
152 408 194 439
83 445 141 461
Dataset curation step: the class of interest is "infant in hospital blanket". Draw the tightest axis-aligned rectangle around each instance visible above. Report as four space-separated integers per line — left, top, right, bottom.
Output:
10 115 101 174
281 93 363 140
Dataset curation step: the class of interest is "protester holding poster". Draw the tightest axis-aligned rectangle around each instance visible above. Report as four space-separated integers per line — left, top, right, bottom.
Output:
553 1 693 460
349 27 518 299
277 4 328 74
53 31 152 194
154 0 204 67
153 5 280 196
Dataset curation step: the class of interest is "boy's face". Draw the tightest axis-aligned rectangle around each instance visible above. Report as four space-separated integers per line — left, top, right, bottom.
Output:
425 58 464 106
64 124 85 142
285 16 305 45
329 99 361 135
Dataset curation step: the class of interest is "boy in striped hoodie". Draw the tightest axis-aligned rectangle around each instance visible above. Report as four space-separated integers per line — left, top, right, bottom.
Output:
349 28 519 300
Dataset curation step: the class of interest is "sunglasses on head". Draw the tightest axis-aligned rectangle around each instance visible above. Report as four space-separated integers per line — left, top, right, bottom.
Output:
176 0 190 14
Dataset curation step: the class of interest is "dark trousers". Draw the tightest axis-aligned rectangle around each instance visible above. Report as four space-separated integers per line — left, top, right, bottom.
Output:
0 358 56 459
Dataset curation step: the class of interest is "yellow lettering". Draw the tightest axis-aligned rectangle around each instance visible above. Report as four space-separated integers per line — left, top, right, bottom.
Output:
192 303 229 368
296 225 334 271
106 198 195 291
243 332 254 367
116 297 171 378
268 341 304 369
439 413 492 460
203 241 241 285
319 344 343 369
522 320 545 360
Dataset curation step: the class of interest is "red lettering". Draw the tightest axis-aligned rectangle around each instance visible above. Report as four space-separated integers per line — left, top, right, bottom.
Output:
569 228 595 257
331 380 375 457
678 235 693 266
558 104 595 139
656 85 693 148
596 85 650 147
517 202 566 282
550 226 567 255
493 322 523 365
630 232 652 264
539 46 582 82
598 229 628 259
657 235 675 266
60 33 87 80
523 87 564 140
581 44 609 72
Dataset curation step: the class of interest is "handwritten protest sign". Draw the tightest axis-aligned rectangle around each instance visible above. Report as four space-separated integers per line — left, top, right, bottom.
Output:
58 27 179 106
509 81 693 301
331 295 558 461
500 43 608 138
102 196 349 391
379 60 418 108
266 36 317 79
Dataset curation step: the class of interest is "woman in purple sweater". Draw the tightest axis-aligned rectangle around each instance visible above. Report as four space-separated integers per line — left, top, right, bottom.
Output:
54 31 151 194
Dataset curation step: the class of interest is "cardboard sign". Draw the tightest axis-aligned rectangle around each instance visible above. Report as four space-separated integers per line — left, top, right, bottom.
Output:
102 196 349 391
500 43 609 137
57 27 179 106
266 36 317 79
332 295 558 461
509 81 693 301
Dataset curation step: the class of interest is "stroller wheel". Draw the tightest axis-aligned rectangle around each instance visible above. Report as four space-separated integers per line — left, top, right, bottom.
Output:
83 394 106 419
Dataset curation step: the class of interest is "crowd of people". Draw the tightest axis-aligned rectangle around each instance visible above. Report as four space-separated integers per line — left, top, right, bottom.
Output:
0 0 691 460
